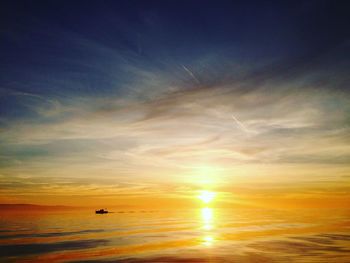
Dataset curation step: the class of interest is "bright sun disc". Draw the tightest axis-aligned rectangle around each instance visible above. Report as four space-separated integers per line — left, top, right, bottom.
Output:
198 191 215 204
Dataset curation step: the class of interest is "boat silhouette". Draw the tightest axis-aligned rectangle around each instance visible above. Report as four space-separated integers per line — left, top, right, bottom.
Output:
95 209 108 214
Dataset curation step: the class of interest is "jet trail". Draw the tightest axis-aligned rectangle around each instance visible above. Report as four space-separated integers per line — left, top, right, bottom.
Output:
232 114 249 133
182 65 200 84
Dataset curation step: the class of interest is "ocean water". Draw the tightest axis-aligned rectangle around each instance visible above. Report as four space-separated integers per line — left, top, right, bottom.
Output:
0 208 349 262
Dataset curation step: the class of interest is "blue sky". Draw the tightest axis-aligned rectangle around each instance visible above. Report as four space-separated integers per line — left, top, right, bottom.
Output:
1 0 350 207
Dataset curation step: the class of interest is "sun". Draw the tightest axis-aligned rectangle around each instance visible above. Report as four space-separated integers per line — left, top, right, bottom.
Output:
197 191 215 204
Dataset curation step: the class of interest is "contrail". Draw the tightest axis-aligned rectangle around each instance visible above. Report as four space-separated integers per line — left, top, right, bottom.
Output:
182 65 200 84
12 91 45 100
232 114 249 133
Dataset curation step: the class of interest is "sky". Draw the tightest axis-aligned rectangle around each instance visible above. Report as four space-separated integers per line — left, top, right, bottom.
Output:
1 0 350 208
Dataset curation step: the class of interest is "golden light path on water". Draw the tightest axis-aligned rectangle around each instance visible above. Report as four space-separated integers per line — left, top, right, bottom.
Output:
1 205 349 262
198 190 216 246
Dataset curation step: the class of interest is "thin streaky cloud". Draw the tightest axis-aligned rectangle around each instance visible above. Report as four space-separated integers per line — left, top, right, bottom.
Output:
182 65 200 84
0 1 349 208
231 114 250 133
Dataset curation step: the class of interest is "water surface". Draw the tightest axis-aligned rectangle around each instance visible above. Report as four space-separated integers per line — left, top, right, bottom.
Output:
0 208 349 262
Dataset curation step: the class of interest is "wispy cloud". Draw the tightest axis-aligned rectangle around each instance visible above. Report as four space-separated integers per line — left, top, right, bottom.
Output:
1 17 349 206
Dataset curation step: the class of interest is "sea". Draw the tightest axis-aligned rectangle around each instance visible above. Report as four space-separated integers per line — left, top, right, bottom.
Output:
0 208 349 262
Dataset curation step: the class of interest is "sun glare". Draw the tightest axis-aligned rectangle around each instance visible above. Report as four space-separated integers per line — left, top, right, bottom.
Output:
198 191 215 204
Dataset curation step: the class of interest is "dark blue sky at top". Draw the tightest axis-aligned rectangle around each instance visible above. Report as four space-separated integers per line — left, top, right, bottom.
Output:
0 0 350 124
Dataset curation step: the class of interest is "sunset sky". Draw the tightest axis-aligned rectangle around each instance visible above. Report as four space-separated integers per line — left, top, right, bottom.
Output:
1 1 349 208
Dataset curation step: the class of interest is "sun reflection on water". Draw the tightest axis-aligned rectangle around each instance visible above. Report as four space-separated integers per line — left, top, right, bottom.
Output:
203 236 214 246
199 191 216 246
201 208 215 246
201 207 213 224
203 224 212 230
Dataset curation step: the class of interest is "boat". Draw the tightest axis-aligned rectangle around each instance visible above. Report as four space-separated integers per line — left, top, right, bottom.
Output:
95 209 108 214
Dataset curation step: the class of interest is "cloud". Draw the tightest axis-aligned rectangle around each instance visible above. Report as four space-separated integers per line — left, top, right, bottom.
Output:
0 22 349 205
